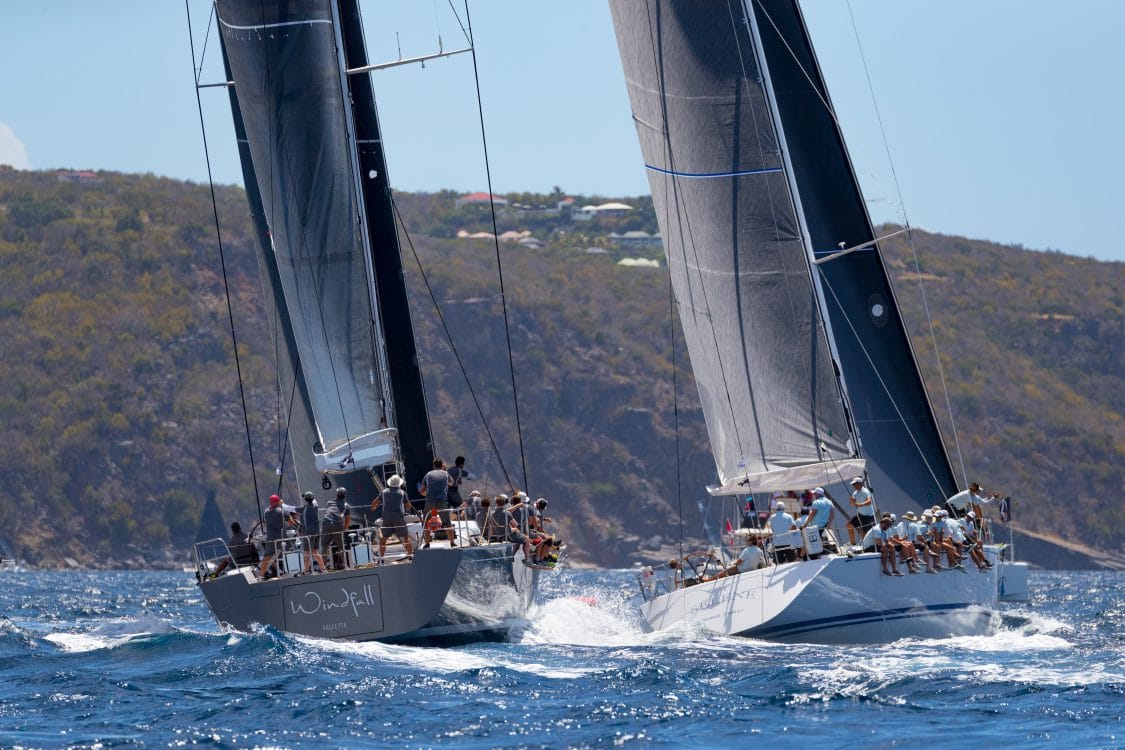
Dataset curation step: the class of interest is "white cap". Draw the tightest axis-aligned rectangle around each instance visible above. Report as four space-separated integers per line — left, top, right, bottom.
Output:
813 487 825 495
966 511 976 519
774 501 786 510
851 477 864 485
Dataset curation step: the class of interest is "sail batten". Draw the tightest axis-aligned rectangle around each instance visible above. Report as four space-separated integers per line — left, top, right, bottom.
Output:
610 0 856 492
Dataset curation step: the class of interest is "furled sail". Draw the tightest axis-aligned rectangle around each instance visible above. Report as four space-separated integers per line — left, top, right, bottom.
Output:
216 0 404 476
609 0 863 493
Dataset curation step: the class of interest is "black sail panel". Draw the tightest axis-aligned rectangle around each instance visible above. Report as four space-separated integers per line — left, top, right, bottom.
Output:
752 0 958 506
610 0 861 493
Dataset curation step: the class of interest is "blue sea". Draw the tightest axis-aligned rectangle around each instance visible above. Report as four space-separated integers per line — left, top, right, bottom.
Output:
0 569 1120 749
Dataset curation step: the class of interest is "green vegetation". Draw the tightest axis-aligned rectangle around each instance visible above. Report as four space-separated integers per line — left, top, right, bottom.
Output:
0 167 1120 569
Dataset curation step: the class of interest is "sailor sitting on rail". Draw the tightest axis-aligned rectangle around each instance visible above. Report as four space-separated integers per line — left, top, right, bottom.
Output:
862 514 903 576
701 541 769 582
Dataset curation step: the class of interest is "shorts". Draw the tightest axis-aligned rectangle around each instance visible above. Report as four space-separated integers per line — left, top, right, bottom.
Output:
381 515 408 542
319 523 344 554
508 530 527 545
848 514 876 534
423 500 455 527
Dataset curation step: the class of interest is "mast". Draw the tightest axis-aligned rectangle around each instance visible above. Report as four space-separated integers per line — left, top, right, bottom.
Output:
336 0 434 494
740 0 862 461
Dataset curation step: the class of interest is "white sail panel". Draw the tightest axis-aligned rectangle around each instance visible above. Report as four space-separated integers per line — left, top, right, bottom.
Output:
707 458 866 496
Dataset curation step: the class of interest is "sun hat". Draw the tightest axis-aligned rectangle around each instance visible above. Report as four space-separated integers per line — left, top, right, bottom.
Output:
387 474 404 488
774 501 786 510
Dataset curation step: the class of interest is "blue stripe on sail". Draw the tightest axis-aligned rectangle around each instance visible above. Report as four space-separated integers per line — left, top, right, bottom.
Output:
740 602 986 640
645 164 783 179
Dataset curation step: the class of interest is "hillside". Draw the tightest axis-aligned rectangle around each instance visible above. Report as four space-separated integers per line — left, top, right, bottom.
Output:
0 168 1120 569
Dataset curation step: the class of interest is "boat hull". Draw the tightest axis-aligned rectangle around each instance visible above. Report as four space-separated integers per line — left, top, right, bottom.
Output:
642 549 1001 644
199 543 536 645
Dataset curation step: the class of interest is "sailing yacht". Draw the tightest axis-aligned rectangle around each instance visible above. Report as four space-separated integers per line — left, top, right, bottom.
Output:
189 0 537 645
610 0 1024 643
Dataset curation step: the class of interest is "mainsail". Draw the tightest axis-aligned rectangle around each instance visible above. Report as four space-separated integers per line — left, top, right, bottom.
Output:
609 0 863 493
215 0 433 489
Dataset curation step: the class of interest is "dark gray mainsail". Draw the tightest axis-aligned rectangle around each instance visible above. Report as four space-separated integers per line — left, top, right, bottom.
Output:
215 0 433 488
609 0 957 507
609 0 862 493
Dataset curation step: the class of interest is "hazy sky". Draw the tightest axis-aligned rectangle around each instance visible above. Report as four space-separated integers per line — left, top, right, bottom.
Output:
1 1 1122 262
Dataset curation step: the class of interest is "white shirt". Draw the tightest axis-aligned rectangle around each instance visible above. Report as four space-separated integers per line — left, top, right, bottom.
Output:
735 545 766 570
851 487 875 516
946 489 984 511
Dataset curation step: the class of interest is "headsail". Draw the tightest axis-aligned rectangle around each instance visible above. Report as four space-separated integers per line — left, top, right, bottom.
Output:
215 0 432 486
751 0 958 506
609 0 862 494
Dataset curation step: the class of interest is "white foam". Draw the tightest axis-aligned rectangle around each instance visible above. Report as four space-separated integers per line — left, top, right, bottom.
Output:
43 615 176 653
295 633 603 679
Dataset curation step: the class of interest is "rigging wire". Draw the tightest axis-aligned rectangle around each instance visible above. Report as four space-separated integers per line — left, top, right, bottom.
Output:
843 0 968 486
185 0 263 526
389 195 518 492
753 0 965 489
816 268 948 496
667 240 684 560
463 0 530 493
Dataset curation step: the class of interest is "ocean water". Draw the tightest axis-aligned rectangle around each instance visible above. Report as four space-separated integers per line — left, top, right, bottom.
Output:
0 569 1119 749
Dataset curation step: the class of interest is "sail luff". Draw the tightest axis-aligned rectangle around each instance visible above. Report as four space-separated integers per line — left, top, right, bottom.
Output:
336 0 435 491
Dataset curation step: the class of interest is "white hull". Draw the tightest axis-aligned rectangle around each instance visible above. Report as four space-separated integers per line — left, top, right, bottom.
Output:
642 548 1003 644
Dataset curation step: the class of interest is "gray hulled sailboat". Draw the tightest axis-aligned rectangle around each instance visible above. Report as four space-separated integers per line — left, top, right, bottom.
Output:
611 0 1023 642
191 0 536 645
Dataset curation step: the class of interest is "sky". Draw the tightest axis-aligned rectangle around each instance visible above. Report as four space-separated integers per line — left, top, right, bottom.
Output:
1 1 1122 262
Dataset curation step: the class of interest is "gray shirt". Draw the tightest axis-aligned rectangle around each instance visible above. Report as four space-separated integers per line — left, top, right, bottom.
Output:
380 487 409 519
300 502 320 535
263 506 286 542
423 469 451 504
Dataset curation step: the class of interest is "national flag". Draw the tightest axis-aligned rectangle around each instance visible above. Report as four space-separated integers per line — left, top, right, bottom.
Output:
999 496 1011 523
724 518 733 534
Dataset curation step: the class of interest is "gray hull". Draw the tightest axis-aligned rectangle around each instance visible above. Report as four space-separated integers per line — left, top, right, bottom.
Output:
199 544 536 646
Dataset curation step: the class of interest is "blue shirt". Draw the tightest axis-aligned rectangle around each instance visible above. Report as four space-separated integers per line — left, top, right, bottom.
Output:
769 511 796 536
423 469 451 502
803 497 834 529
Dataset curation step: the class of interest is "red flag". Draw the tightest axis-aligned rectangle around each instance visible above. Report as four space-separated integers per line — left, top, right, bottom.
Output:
724 519 733 534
